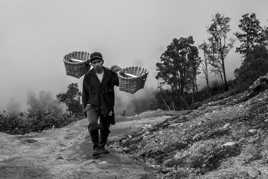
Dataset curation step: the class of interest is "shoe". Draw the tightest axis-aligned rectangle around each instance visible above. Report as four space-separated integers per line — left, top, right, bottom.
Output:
99 129 110 152
98 147 110 154
89 129 99 146
92 147 102 158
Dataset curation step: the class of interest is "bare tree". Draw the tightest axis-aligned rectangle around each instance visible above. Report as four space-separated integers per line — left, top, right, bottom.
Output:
207 13 235 90
199 42 210 89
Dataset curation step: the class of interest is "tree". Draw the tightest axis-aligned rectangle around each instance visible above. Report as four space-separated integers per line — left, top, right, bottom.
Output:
234 45 268 85
234 13 268 85
56 83 82 115
156 36 201 108
207 13 235 90
187 46 201 95
235 13 266 56
199 42 211 89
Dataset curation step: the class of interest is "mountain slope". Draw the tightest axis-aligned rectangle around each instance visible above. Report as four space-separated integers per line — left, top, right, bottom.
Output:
109 74 268 179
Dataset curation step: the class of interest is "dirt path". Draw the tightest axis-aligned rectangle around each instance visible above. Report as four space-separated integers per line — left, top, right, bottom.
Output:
0 115 170 179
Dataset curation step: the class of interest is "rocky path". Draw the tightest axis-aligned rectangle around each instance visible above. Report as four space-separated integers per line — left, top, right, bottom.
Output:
0 115 170 179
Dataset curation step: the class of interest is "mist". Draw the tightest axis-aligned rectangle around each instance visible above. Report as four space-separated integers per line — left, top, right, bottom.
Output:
0 0 267 111
26 90 66 115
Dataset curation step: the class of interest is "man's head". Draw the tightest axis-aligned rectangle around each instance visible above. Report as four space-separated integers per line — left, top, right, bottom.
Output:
90 52 104 73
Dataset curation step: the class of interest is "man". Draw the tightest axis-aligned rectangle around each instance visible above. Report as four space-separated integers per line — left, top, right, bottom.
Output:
82 51 121 158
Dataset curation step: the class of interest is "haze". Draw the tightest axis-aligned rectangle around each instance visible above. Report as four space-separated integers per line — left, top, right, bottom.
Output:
0 0 267 110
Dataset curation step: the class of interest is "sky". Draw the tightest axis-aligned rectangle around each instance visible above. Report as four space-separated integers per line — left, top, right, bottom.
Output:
0 0 267 111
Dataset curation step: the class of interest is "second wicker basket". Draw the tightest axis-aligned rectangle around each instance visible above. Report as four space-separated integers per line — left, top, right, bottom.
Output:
118 66 148 94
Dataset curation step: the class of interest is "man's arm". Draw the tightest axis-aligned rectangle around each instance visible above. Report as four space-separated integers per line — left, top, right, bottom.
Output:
110 65 121 86
112 71 119 86
82 75 89 112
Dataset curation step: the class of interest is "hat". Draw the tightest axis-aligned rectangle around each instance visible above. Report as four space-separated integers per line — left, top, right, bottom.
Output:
90 52 103 62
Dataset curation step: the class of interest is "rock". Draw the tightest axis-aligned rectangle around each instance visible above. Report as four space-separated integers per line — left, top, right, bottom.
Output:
222 142 236 147
150 164 161 169
56 155 64 160
203 167 260 179
249 74 268 91
247 73 268 98
99 161 108 165
169 123 181 127
163 158 180 168
174 168 190 178
222 123 230 129
162 140 241 172
248 129 257 134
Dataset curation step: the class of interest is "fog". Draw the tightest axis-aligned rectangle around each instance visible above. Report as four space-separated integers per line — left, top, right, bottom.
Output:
0 0 267 110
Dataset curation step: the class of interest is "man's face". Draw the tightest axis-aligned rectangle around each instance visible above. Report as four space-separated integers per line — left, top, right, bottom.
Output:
91 59 104 73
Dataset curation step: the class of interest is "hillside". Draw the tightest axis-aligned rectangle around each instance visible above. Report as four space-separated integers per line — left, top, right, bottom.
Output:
109 73 268 178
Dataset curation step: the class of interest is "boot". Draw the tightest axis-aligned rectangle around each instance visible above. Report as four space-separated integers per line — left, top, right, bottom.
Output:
88 127 99 147
89 128 101 157
98 147 109 154
99 130 110 154
92 147 102 158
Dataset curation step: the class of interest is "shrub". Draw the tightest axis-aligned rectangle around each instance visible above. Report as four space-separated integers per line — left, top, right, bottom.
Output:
0 91 83 135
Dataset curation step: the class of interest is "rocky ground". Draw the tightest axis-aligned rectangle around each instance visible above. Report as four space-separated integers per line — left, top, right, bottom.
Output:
109 74 268 179
0 113 172 179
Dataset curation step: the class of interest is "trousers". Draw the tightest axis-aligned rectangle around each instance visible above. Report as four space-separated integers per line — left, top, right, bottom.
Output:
86 105 111 149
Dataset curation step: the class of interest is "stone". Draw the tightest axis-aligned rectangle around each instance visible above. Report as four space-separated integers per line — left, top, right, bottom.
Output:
223 123 230 129
222 142 236 147
248 129 257 134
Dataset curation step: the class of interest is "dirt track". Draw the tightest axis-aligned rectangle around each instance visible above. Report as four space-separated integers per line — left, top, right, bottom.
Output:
0 115 170 179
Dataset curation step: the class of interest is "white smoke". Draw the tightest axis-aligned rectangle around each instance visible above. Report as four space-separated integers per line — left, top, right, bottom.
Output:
26 90 66 115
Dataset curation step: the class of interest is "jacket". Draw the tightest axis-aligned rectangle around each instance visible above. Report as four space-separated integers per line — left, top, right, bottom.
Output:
82 67 119 120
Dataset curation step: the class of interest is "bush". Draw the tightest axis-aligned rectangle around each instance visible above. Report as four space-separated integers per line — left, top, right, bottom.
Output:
0 111 83 135
154 79 241 111
235 46 268 87
0 90 84 135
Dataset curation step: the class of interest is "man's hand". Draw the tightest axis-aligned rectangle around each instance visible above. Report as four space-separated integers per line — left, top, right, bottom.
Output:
84 104 91 112
108 110 113 116
110 65 122 73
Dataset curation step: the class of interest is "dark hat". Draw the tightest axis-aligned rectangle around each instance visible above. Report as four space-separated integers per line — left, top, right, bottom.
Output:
90 52 103 62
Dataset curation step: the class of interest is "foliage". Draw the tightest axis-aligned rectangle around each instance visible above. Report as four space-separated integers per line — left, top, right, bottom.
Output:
234 46 268 86
154 79 238 111
0 111 81 135
154 89 189 110
56 83 83 115
0 89 84 135
156 36 201 95
234 13 268 87
206 13 234 90
234 13 267 56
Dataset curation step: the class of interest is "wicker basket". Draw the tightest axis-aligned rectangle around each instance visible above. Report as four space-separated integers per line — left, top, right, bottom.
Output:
118 66 148 94
63 51 91 78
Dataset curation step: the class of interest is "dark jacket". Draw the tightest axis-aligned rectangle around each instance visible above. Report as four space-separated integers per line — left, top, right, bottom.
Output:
82 67 119 119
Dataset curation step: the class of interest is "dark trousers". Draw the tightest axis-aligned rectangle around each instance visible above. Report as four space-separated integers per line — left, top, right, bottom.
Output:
86 106 110 149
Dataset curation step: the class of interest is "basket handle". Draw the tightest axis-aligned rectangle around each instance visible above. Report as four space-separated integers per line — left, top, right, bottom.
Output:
69 58 84 63
122 72 138 78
